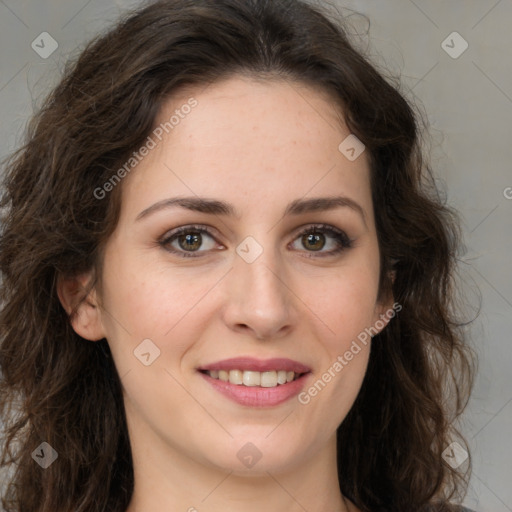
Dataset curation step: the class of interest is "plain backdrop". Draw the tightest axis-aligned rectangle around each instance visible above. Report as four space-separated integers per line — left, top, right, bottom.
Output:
0 1 511 511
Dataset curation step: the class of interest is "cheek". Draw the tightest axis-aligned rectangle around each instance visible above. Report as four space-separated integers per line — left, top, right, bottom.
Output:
295 271 376 433
296 264 380 356
309 287 374 406
101 246 211 333
99 250 230 370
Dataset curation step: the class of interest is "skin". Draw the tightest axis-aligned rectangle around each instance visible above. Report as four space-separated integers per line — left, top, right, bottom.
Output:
58 75 394 512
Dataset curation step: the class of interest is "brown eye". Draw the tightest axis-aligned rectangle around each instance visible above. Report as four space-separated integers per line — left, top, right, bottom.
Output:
160 225 220 258
290 224 353 258
302 232 325 251
177 232 202 252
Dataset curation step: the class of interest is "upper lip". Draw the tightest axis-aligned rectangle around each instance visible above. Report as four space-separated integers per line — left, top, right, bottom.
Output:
198 357 311 373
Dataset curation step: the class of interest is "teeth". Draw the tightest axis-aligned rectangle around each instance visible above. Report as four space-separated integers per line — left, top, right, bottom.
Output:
243 371 261 387
229 369 243 385
205 369 302 387
260 371 277 388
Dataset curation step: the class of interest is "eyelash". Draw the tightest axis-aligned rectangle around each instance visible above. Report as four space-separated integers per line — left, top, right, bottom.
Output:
159 223 354 259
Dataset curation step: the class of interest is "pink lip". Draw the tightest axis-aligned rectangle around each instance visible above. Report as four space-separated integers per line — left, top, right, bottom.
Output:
199 371 311 407
198 357 311 373
197 357 312 407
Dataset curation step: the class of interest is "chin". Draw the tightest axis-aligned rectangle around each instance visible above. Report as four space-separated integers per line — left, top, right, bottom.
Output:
198 433 310 475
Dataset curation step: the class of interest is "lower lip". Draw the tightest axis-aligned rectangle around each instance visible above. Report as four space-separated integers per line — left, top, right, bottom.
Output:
199 371 310 407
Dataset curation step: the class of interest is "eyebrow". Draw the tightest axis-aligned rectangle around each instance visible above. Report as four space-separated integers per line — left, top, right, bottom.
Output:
135 195 367 226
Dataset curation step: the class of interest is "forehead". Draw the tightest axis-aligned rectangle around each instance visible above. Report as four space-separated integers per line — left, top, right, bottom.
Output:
119 75 373 223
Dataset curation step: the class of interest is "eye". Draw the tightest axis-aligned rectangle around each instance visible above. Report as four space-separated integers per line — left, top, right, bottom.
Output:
289 224 353 257
159 225 221 258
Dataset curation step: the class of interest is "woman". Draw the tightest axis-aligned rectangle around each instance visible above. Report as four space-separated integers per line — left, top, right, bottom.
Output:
0 1 476 511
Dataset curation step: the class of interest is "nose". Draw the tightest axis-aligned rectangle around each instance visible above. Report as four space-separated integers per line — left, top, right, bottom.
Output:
221 244 296 341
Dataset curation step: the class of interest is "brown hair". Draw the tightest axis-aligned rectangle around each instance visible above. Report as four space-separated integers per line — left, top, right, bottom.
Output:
0 1 475 511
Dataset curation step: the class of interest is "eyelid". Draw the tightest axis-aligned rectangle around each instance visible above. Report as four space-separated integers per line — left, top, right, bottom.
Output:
291 222 348 238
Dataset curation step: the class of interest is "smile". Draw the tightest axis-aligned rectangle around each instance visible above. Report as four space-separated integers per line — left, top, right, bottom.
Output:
198 357 312 407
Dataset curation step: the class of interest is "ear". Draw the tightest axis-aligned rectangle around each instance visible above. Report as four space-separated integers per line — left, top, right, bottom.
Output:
57 272 106 341
371 269 398 336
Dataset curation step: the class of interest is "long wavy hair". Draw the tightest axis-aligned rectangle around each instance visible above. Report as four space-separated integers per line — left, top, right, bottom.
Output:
0 1 475 511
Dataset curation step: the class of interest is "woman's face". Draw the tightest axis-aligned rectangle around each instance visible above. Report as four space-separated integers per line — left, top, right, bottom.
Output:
70 76 393 475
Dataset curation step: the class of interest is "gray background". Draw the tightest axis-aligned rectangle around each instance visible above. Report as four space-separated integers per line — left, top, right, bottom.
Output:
0 1 510 511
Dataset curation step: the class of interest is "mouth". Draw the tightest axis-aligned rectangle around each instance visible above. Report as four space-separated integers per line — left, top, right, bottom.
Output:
197 357 312 407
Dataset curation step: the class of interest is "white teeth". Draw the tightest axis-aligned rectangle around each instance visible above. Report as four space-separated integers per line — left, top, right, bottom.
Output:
243 371 261 387
229 370 243 385
277 370 287 384
260 371 277 388
206 369 302 387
